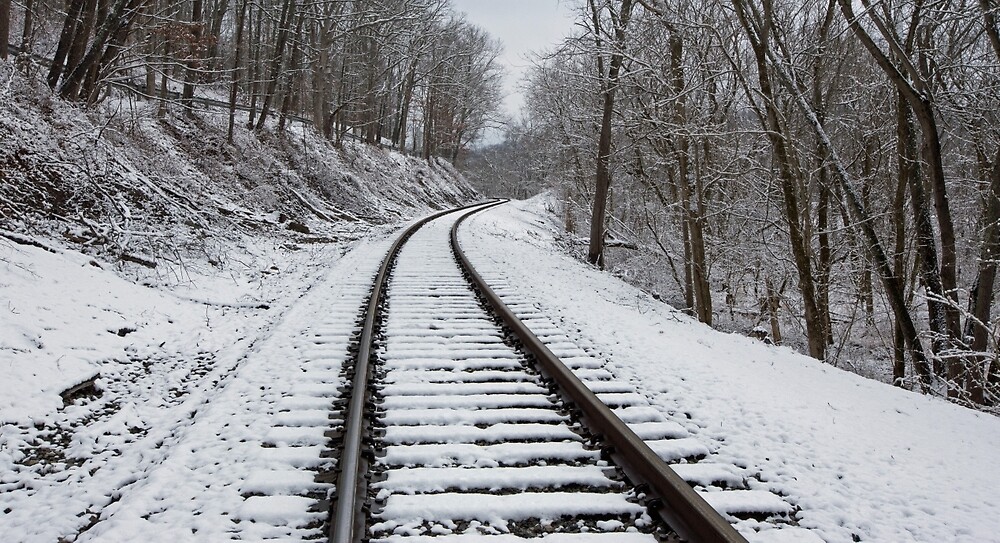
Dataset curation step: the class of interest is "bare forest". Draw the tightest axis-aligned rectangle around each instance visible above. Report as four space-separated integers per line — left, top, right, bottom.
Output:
0 0 504 316
1 0 503 161
465 0 1000 410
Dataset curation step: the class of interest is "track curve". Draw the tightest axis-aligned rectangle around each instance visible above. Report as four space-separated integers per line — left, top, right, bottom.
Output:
328 202 756 542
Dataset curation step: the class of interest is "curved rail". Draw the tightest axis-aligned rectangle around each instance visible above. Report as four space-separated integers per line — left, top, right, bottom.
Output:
328 201 497 543
450 204 749 543
331 200 748 543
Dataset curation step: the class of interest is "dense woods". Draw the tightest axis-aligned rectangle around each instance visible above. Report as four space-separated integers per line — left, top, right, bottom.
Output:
5 0 502 164
467 0 1000 407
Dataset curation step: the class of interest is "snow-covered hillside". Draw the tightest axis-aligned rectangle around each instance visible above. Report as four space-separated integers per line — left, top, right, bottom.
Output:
1 62 474 261
1 61 475 424
0 225 403 541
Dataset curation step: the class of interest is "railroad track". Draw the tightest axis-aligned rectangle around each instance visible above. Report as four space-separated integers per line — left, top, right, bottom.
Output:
325 202 792 542
0 202 797 542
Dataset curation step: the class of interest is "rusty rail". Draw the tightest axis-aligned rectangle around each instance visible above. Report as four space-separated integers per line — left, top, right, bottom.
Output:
450 203 749 543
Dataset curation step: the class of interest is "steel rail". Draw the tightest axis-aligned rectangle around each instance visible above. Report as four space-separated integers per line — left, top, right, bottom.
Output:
451 204 749 543
329 201 498 543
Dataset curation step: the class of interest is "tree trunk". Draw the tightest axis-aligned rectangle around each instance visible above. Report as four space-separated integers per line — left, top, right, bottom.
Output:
80 0 109 99
982 0 1000 61
965 151 1000 404
58 0 146 101
839 0 962 379
817 175 833 343
739 0 933 387
395 54 420 150
79 0 133 103
227 0 247 143
206 0 230 77
588 71 615 268
587 0 634 268
157 37 169 117
19 0 33 55
860 152 875 325
182 0 204 114
311 17 331 137
0 0 10 59
896 91 955 385
278 11 304 133
668 29 711 325
48 0 86 88
246 5 261 127
680 202 695 314
60 0 97 98
766 277 782 345
256 0 295 131
144 33 156 97
423 84 434 159
892 108 910 387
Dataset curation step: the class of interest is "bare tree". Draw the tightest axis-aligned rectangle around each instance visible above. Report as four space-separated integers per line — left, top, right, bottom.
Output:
0 0 10 59
585 0 636 268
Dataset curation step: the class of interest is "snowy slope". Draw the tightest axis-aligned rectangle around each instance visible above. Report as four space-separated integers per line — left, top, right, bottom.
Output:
460 197 1000 543
0 60 477 431
1 61 476 275
0 231 349 424
0 224 402 541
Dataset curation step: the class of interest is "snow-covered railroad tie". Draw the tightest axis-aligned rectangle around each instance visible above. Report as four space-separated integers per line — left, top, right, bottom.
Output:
327 202 794 542
369 214 656 541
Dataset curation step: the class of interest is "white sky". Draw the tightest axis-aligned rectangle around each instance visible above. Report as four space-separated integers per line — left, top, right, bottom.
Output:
450 0 578 121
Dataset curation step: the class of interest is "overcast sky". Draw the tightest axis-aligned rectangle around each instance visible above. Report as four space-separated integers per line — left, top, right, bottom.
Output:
450 0 578 121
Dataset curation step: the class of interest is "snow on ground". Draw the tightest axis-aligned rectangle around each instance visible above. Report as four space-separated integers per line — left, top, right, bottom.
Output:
0 224 398 541
4 195 999 542
460 196 1000 543
0 230 346 424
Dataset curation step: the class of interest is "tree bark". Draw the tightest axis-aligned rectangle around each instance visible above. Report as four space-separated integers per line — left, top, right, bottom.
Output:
227 0 247 143
892 102 911 387
182 0 204 114
395 53 421 150
157 37 169 117
982 0 1000 60
48 0 86 88
206 0 230 77
58 0 146 101
0 0 10 59
19 0 33 55
246 5 261 127
60 0 97 98
811 0 837 345
965 152 1000 404
143 11 155 97
311 14 333 138
587 0 635 268
668 27 711 325
278 11 304 133
423 82 435 159
766 276 782 344
894 92 953 381
255 0 294 130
